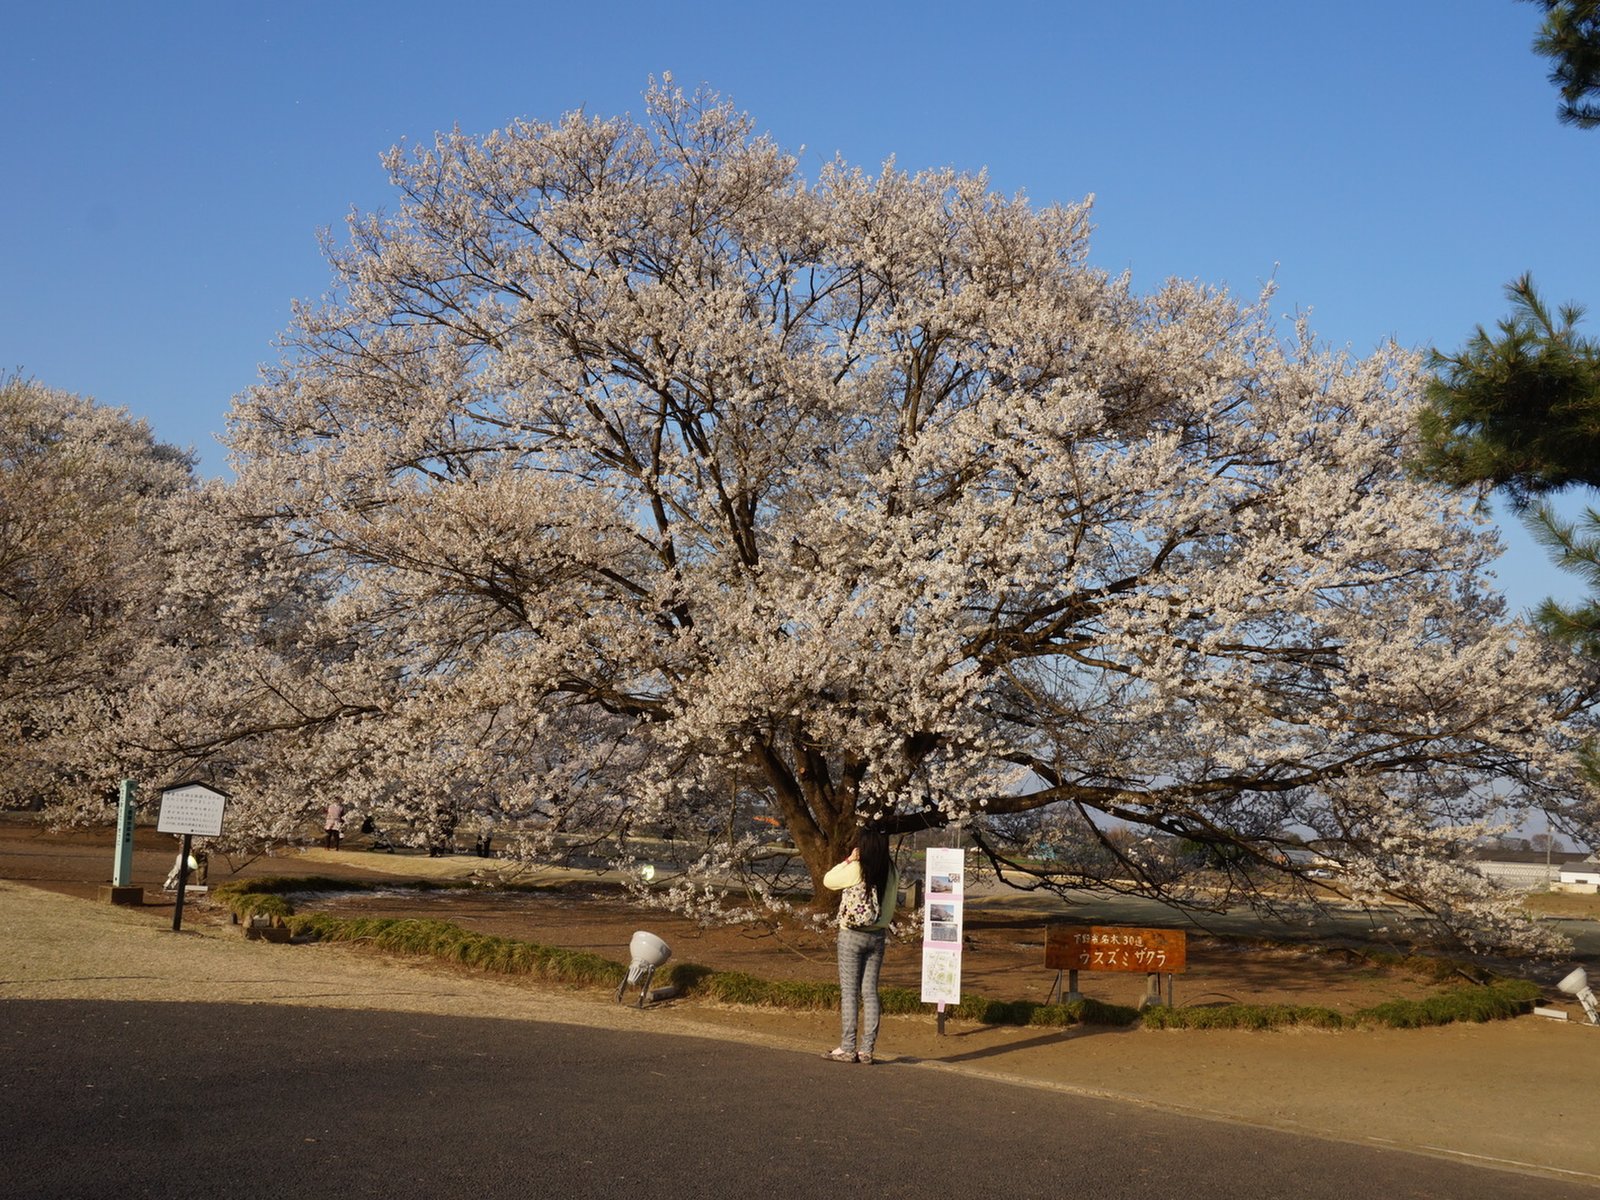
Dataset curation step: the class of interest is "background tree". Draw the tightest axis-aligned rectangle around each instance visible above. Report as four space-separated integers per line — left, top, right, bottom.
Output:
155 83 1593 951
1529 830 1566 852
1417 5 1600 656
1416 275 1600 505
1527 0 1600 127
0 376 194 808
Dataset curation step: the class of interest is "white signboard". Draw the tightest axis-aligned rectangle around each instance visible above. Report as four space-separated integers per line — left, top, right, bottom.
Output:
920 846 966 1005
157 782 228 837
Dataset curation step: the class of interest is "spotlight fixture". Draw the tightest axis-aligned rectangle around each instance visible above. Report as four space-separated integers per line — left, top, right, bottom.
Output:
616 930 673 1007
163 851 200 892
1556 966 1600 1025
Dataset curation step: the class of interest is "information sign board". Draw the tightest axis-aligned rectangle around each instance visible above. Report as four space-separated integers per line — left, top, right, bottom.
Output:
1045 925 1187 973
157 782 228 838
920 847 966 1005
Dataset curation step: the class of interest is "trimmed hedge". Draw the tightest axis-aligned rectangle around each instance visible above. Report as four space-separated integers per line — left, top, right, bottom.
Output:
211 877 1539 1032
287 913 630 987
1355 979 1539 1028
1142 1003 1348 1031
1135 978 1537 1031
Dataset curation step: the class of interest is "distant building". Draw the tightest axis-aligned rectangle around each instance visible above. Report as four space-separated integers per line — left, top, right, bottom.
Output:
1556 859 1600 894
1467 848 1591 893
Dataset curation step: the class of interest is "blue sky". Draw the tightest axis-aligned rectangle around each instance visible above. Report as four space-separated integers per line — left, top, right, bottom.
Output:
6 1 1598 614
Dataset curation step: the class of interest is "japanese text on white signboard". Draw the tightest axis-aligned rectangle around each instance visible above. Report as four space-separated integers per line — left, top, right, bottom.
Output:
921 846 965 1005
156 783 228 838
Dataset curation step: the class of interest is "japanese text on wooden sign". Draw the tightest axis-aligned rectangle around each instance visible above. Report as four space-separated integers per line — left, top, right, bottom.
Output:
157 783 228 838
1044 925 1187 974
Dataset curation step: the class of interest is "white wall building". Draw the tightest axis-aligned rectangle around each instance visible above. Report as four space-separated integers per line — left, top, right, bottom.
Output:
1469 850 1592 893
1556 860 1600 894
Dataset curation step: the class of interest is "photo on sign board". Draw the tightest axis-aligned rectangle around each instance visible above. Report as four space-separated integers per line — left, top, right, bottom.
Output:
929 873 960 894
928 903 957 923
929 922 959 943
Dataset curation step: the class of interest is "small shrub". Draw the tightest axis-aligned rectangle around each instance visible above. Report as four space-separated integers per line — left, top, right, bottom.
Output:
212 881 299 924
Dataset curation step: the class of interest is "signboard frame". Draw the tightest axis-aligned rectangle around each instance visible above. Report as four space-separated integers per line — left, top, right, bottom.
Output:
920 847 966 1027
1045 925 1187 974
157 782 228 838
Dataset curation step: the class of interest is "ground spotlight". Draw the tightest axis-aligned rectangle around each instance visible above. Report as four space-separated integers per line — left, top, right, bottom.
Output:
162 851 200 891
616 930 674 1007
1556 966 1600 1025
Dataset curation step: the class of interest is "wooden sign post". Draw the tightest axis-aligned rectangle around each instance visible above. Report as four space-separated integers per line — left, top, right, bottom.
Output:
1045 924 1187 1009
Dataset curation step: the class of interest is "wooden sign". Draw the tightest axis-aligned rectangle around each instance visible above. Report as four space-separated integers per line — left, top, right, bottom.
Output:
1045 925 1187 974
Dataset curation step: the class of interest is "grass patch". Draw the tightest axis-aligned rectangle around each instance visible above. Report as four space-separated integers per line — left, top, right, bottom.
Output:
289 914 628 987
211 879 302 923
214 876 379 898
1354 979 1539 1028
1143 1003 1349 1031
1208 933 1491 986
1142 979 1538 1030
1356 948 1489 985
214 876 1542 1033
684 969 840 1010
1523 891 1600 920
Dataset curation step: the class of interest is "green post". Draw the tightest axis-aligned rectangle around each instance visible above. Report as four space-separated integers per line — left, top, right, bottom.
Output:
113 779 137 887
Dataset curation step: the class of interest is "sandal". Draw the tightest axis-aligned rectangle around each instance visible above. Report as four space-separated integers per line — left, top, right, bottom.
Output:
822 1047 857 1063
857 1052 874 1065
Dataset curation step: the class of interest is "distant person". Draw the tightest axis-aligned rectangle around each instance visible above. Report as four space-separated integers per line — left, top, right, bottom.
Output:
821 827 898 1065
324 800 345 850
428 806 458 857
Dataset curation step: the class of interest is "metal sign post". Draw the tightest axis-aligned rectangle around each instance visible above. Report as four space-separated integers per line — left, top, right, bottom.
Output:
156 782 228 933
171 832 195 932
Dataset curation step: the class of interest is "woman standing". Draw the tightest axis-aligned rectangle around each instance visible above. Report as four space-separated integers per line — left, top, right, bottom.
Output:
323 800 345 851
822 828 898 1065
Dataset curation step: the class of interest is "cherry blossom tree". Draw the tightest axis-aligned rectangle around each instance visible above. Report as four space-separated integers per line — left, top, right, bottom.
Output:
165 82 1594 949
0 376 194 808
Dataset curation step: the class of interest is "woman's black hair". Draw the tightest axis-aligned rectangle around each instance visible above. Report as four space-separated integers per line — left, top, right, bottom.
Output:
857 827 892 904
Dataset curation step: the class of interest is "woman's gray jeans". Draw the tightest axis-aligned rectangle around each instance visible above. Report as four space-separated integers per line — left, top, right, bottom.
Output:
836 925 888 1055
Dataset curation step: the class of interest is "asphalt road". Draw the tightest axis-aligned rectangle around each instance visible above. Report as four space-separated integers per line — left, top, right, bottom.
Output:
3 1000 1591 1200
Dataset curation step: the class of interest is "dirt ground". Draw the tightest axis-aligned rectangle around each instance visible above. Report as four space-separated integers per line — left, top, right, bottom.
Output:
296 874 1454 1015
0 817 1512 1012
5 816 1600 1185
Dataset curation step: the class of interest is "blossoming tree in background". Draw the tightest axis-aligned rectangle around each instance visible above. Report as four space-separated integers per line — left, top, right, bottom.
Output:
0 376 194 808
135 82 1595 950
